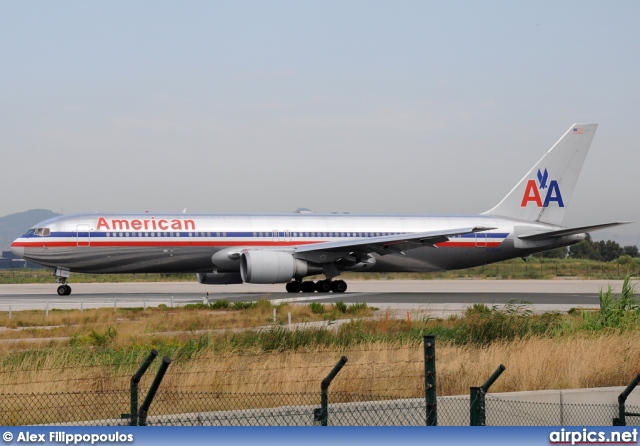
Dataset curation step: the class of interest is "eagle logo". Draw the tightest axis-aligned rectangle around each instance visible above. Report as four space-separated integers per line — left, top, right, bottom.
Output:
537 168 549 190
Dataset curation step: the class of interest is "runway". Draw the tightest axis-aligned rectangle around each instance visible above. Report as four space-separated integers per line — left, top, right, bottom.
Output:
0 279 624 315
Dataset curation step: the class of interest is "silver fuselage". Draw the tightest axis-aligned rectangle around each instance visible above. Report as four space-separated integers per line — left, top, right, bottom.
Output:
10 213 582 275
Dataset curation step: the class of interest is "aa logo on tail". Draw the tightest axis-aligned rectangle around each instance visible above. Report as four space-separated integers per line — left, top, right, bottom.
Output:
521 168 564 207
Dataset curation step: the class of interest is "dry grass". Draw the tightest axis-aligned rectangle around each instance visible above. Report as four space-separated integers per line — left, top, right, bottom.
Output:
1 302 640 397
1 331 640 397
0 301 336 342
159 334 640 397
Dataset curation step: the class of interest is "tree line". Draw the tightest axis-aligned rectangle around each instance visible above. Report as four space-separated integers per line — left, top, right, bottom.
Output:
536 234 639 262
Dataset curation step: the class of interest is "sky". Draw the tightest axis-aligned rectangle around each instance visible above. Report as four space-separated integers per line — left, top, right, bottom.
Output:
1 1 639 244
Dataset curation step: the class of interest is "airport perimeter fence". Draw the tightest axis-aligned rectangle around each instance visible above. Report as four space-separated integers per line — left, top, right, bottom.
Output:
1 390 640 426
4 337 640 427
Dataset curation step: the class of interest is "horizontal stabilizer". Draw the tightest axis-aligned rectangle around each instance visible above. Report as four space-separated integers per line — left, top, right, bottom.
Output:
518 222 632 241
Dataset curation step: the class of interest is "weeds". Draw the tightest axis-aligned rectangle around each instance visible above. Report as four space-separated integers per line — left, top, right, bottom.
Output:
232 301 255 310
581 274 640 330
1 275 639 395
211 299 230 309
334 301 347 313
346 302 370 314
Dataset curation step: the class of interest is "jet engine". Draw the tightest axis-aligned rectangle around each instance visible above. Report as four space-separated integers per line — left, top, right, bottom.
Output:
196 271 243 285
240 250 320 283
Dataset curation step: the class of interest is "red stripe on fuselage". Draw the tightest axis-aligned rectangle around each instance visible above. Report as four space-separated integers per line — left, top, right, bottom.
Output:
13 240 502 249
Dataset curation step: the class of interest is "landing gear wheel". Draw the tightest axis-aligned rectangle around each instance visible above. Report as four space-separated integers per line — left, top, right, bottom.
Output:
316 280 332 293
57 285 71 296
301 281 316 293
286 282 301 293
331 280 347 293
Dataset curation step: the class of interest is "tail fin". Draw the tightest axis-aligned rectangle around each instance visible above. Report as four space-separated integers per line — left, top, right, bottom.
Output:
484 123 597 225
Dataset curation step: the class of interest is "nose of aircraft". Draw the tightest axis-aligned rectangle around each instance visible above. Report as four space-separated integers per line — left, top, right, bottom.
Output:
10 242 24 259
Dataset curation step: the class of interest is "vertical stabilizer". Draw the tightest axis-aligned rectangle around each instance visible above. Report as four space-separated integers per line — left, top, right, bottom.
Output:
483 123 597 225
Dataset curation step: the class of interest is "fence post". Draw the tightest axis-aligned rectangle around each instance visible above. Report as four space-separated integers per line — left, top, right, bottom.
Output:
470 386 484 426
314 356 348 426
470 364 506 426
424 335 437 426
138 356 172 426
614 373 640 426
125 350 158 426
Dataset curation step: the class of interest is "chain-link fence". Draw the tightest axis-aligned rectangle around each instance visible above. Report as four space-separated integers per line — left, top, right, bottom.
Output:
2 391 640 426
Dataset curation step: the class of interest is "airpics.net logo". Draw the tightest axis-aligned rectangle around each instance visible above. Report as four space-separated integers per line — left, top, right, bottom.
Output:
549 428 638 445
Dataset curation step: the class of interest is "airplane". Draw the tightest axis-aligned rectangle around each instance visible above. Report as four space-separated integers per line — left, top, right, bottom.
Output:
10 123 630 296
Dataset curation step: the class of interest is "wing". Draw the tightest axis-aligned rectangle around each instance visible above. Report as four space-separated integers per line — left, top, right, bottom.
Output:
292 226 496 263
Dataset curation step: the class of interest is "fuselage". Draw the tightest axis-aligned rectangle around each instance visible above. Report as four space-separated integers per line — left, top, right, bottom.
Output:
10 212 582 275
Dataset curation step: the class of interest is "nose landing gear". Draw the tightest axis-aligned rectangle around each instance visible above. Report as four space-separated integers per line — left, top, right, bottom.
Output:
55 268 72 296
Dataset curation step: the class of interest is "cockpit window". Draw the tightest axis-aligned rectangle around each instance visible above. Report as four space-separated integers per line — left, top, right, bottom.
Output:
32 228 50 236
26 229 35 235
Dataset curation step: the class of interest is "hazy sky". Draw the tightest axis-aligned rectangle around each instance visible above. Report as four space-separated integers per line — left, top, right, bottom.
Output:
1 2 638 243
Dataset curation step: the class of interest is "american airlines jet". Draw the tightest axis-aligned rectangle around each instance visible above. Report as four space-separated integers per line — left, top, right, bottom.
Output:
10 123 629 296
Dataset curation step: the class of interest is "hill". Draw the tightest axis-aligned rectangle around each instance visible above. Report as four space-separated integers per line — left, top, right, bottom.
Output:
0 210 60 252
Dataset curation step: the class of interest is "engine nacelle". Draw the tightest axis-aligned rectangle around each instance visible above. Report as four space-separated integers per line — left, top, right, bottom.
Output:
196 271 243 285
240 250 311 284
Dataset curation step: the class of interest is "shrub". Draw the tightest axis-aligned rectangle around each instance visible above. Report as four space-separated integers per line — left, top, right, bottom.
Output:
211 299 230 309
232 301 256 310
346 302 368 314
333 301 347 313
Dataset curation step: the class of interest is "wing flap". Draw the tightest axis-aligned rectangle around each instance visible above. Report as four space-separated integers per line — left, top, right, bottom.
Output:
293 226 495 261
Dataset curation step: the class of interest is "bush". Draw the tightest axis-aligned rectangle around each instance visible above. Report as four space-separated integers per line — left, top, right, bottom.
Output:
333 301 347 313
346 302 368 314
232 301 256 310
309 302 325 314
211 299 230 309
594 274 639 329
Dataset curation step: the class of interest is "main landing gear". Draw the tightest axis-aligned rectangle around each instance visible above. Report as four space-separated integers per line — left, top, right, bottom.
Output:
285 279 347 294
57 284 72 296
56 277 71 296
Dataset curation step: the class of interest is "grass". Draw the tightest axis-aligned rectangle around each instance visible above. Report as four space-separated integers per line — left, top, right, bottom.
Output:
0 276 639 398
1 258 639 284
